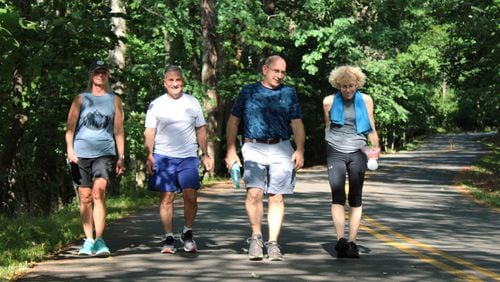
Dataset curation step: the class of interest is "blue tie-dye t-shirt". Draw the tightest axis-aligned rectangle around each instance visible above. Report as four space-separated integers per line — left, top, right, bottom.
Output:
231 82 303 140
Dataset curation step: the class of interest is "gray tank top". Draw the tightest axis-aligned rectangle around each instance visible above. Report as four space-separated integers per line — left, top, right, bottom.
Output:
326 98 367 153
74 92 116 158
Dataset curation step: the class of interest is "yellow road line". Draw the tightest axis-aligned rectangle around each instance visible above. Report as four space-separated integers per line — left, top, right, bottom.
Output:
360 224 481 281
362 215 500 281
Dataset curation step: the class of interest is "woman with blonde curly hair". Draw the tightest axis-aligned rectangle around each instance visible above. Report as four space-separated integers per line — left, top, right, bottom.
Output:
322 65 380 258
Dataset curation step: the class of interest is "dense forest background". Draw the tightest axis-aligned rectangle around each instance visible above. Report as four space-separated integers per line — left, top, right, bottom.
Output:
0 0 498 216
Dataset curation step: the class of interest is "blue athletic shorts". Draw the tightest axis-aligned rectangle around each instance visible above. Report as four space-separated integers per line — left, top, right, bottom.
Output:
148 154 200 193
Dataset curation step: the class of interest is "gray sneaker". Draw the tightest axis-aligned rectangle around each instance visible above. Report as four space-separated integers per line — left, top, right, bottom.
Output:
246 236 264 260
266 241 283 261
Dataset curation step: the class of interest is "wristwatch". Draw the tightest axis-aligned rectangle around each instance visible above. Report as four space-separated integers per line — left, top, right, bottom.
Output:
118 154 125 160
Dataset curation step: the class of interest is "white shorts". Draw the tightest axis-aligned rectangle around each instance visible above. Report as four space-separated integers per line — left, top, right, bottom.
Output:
241 140 296 195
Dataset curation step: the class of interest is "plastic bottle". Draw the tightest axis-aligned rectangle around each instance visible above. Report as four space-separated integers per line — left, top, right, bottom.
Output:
367 158 378 170
230 162 241 189
360 145 380 171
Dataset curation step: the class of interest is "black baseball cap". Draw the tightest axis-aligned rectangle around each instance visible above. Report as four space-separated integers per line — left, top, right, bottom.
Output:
89 59 109 73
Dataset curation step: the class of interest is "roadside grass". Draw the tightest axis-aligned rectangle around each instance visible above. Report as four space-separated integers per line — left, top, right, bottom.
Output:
455 132 500 208
0 191 157 281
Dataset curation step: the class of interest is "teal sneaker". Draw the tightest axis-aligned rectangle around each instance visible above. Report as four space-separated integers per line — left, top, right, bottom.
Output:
78 239 94 256
93 238 110 257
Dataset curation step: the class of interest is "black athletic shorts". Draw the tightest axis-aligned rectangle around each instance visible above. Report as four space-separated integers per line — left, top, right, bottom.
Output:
70 156 115 187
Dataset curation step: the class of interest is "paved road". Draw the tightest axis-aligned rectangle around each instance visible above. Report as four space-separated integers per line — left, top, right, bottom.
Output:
19 133 500 281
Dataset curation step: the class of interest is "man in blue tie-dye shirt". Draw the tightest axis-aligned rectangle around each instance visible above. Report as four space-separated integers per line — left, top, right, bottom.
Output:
225 55 305 261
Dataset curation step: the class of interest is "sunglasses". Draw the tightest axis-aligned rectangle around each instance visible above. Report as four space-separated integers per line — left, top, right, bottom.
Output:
93 70 108 76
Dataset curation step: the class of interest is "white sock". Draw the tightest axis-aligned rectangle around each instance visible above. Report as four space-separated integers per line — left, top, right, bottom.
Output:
165 232 174 238
183 226 192 234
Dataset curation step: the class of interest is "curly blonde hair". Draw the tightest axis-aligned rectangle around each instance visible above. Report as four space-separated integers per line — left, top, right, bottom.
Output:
328 65 366 89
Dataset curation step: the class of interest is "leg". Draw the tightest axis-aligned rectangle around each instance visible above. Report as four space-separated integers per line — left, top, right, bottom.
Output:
267 193 285 242
348 206 363 242
182 188 197 228
78 187 94 240
245 187 265 260
92 177 108 239
246 188 264 236
159 192 175 233
181 188 198 253
344 151 366 258
326 145 348 239
346 150 366 243
331 204 346 239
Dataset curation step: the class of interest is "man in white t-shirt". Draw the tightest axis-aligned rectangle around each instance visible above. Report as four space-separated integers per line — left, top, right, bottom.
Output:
144 65 213 254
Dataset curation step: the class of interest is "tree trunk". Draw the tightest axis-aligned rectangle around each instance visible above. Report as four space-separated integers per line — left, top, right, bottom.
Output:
109 0 127 195
0 0 31 215
111 0 127 96
201 0 220 174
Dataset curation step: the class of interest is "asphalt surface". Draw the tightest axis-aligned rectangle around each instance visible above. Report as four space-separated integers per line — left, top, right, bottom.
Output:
18 133 500 281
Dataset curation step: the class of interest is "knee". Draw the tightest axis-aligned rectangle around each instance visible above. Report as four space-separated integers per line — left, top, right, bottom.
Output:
160 193 174 208
92 189 106 202
348 193 362 207
268 194 284 205
331 187 346 205
246 189 263 204
182 189 197 203
80 194 93 205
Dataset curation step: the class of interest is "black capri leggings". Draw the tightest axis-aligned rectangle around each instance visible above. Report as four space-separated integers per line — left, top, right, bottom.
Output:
326 145 367 207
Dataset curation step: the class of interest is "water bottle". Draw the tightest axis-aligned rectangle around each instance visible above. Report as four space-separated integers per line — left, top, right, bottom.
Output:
360 145 380 171
230 163 241 189
367 158 378 170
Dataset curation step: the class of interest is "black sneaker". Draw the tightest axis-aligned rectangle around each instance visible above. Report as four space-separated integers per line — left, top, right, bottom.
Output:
335 238 349 258
346 241 360 258
180 230 197 253
161 235 176 254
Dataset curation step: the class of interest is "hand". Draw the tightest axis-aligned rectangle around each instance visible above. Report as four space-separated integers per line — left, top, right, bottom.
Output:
146 154 155 175
361 146 380 159
67 151 78 164
116 159 124 176
291 150 304 171
224 152 241 171
201 154 214 171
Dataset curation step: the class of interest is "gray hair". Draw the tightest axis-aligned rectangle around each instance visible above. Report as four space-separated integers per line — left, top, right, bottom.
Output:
164 65 183 77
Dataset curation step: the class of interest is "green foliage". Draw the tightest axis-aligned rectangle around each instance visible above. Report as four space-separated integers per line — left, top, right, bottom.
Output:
432 1 499 129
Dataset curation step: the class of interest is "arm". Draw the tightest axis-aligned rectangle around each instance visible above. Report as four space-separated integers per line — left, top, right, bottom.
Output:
322 95 333 135
195 125 213 171
65 95 82 164
144 127 157 175
114 96 125 176
224 115 241 169
290 118 305 170
363 94 380 158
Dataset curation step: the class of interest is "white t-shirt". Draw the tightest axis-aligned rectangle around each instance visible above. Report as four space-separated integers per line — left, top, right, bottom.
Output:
145 93 206 158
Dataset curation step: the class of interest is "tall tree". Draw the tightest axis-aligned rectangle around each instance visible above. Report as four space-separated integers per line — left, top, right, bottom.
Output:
201 0 220 173
111 0 127 96
0 0 31 214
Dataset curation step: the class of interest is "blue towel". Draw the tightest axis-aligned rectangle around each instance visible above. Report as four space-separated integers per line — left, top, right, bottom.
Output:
330 91 372 134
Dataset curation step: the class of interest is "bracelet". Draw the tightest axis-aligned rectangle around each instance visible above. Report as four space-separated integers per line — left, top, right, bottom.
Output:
118 154 125 160
202 152 209 158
